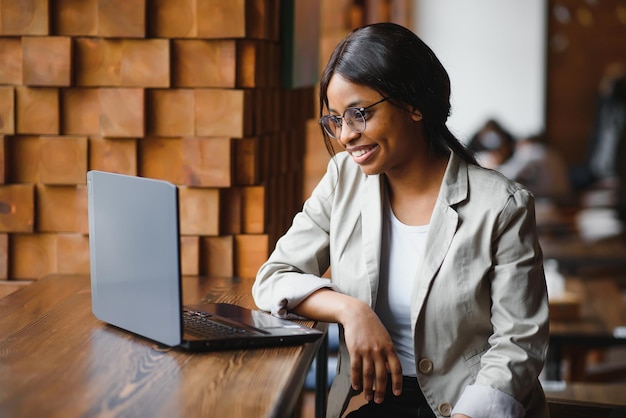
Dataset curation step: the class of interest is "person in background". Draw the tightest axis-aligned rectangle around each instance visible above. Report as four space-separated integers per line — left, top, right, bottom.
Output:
496 132 572 202
466 119 516 170
253 23 549 418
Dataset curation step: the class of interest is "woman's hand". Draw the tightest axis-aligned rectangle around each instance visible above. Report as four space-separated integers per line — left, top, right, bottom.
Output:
291 288 403 404
341 300 403 404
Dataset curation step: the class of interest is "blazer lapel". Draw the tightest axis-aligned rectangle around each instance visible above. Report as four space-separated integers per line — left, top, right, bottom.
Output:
411 154 468 323
360 174 384 306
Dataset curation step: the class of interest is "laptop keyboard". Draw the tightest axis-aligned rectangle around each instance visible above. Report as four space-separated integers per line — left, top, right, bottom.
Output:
182 308 250 338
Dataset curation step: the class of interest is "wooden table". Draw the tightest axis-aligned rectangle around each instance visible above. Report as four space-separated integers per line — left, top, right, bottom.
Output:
0 274 326 418
547 276 626 381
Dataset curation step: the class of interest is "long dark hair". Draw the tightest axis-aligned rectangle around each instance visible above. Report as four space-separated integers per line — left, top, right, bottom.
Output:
319 22 477 165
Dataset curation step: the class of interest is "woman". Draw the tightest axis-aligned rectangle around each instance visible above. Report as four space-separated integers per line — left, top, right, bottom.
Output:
253 23 549 418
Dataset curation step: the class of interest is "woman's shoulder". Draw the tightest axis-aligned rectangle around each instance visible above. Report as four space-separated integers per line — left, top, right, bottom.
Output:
464 162 535 211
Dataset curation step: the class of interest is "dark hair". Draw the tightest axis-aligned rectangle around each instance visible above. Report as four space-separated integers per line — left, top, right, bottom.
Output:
319 22 477 165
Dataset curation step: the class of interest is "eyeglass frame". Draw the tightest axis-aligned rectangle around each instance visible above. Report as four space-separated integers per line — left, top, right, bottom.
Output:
318 96 390 139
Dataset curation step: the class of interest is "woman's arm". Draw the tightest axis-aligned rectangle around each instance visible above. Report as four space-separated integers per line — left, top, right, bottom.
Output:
293 288 403 404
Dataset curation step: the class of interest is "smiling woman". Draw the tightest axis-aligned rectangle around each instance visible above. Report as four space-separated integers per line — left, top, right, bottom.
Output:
253 22 550 418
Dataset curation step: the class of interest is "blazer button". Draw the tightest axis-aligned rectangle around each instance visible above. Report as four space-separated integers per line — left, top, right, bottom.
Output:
438 402 453 417
417 358 433 375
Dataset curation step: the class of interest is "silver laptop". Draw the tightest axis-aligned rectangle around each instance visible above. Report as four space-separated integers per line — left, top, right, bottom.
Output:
86 170 322 351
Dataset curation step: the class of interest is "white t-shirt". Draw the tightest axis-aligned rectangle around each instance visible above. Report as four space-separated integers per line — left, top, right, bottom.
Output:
376 198 429 377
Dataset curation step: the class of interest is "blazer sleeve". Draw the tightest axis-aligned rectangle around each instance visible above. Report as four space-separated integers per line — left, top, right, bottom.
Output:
252 158 340 317
476 188 549 401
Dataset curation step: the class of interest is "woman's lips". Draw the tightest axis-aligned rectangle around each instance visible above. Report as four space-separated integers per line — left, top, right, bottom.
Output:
348 144 379 164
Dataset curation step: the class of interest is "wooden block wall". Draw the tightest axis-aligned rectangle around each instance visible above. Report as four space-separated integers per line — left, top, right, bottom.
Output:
0 0 316 286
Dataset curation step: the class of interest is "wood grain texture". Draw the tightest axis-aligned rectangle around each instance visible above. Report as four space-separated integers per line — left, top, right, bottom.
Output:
182 137 232 187
52 0 98 36
0 184 35 232
5 135 40 183
172 40 236 88
0 0 49 35
16 87 59 135
36 185 88 233
138 137 183 184
146 89 195 137
97 0 145 38
98 88 144 137
9 233 57 279
0 136 4 184
0 233 7 279
200 235 234 277
0 38 22 84
149 0 197 38
88 137 137 176
22 36 72 86
195 89 253 137
61 88 100 135
178 186 220 236
0 274 322 417
0 87 14 134
39 136 88 185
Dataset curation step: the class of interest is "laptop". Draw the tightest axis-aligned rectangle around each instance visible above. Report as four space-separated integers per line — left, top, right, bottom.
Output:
86 170 323 351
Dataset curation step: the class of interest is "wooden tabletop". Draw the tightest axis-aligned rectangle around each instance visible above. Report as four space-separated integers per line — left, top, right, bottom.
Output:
0 274 325 418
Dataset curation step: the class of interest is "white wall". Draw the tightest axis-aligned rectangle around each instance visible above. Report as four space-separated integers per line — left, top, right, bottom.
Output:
413 0 547 143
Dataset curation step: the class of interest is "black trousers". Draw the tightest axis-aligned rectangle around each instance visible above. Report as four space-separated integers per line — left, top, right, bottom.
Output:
345 376 436 418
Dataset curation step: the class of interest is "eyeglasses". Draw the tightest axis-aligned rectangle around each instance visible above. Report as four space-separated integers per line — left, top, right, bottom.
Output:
318 97 389 139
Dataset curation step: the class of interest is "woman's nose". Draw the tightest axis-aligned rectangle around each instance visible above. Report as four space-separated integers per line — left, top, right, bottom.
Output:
338 122 359 146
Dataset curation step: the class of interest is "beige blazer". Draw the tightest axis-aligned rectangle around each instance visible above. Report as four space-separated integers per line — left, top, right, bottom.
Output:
253 151 550 418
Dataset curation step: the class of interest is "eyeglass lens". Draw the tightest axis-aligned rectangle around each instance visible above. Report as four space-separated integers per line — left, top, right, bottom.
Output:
321 108 365 139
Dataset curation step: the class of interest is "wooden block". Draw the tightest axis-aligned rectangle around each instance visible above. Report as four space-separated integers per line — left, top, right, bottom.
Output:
16 87 59 135
0 233 7 279
0 87 15 134
180 235 199 276
61 88 100 135
196 0 246 38
22 36 72 86
200 235 234 277
246 0 270 40
88 137 137 175
138 137 183 184
5 136 40 183
39 136 88 185
241 186 264 233
98 88 144 137
0 136 5 184
150 0 197 38
234 137 260 185
172 40 236 88
234 234 268 279
97 0 145 38
74 38 122 86
182 137 232 187
219 187 242 235
56 233 90 274
0 0 49 35
236 40 260 88
0 38 22 84
195 89 253 137
146 89 195 137
120 39 170 87
52 0 98 36
36 185 89 233
0 184 34 232
9 233 56 279
178 186 220 236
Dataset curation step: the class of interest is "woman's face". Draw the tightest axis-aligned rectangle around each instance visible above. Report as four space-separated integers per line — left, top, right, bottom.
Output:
325 74 424 177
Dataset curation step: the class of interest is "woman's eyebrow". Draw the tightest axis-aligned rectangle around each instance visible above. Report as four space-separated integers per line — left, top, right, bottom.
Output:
327 99 366 114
